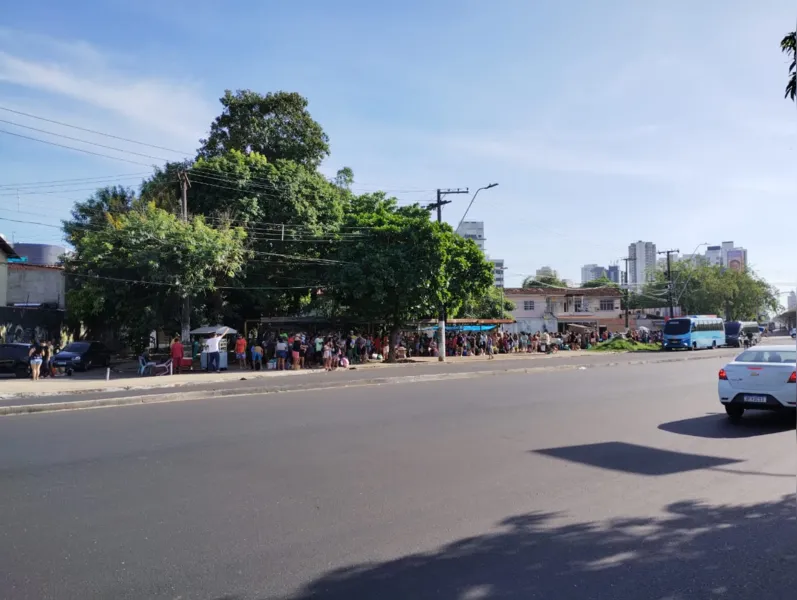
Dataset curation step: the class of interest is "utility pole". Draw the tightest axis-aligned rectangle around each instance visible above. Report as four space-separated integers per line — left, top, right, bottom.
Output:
178 171 191 343
658 249 679 318
621 257 634 328
427 188 468 362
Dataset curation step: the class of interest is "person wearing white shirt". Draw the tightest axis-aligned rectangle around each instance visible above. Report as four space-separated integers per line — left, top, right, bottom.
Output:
204 328 228 372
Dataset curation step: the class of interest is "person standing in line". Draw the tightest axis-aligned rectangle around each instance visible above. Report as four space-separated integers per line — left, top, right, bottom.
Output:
205 328 227 373
275 336 288 370
170 336 184 374
234 334 247 369
28 341 43 380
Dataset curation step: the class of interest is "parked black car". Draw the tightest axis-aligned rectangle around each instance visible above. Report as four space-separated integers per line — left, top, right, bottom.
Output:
52 341 112 371
0 343 32 378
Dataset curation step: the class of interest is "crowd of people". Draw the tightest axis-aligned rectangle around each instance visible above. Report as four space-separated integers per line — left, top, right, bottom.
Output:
224 326 663 372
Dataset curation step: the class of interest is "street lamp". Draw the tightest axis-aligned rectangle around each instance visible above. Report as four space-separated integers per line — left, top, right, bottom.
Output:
456 183 499 234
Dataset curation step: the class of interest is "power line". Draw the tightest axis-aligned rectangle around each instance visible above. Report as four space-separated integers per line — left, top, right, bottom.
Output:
0 105 193 156
0 128 157 167
0 118 173 163
0 173 148 190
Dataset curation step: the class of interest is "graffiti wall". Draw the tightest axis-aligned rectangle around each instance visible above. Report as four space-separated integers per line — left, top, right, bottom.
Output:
0 306 65 344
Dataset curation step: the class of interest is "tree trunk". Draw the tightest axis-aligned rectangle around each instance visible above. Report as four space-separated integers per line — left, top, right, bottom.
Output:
387 326 401 362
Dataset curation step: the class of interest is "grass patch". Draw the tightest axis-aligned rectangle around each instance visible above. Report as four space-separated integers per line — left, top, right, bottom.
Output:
590 338 661 352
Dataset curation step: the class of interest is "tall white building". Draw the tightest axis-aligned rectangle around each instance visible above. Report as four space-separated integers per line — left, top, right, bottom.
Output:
788 291 797 311
536 266 556 279
627 241 657 288
456 220 505 287
580 264 606 284
490 258 505 287
456 221 486 251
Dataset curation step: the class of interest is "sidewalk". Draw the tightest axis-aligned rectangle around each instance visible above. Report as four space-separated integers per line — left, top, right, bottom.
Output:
0 350 593 399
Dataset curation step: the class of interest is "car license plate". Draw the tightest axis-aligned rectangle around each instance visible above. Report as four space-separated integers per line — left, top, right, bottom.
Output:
744 395 767 403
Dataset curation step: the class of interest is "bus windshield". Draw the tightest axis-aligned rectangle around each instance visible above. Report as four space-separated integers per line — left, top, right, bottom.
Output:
724 322 741 335
664 319 690 335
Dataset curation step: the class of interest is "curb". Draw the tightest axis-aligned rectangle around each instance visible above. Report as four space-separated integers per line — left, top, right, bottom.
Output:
0 352 730 417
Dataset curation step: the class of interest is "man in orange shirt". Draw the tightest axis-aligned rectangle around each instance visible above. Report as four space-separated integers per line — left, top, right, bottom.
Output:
234 334 247 369
170 336 184 374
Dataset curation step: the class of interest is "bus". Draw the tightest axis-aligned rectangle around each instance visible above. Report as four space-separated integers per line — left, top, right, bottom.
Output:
662 315 724 351
723 321 761 347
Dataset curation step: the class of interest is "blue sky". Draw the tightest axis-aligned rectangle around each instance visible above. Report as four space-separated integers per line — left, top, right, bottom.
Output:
0 0 795 298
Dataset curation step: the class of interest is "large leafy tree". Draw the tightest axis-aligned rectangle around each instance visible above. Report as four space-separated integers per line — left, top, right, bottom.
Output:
522 274 566 289
781 31 796 100
64 203 247 352
327 194 493 360
457 286 516 319
638 263 779 319
581 276 618 289
198 90 330 168
180 150 350 321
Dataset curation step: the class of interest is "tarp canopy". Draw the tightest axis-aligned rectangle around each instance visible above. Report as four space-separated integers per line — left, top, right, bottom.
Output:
421 325 498 332
189 325 238 335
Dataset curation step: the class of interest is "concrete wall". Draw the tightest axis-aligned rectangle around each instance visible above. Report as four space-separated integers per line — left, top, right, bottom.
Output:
7 266 65 308
0 257 7 307
0 306 65 343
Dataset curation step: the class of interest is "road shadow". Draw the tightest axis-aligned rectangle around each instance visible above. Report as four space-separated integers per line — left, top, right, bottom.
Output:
659 411 795 439
277 494 795 600
531 441 741 476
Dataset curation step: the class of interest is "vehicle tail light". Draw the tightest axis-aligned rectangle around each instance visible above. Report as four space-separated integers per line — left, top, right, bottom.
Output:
718 368 728 380
788 371 796 384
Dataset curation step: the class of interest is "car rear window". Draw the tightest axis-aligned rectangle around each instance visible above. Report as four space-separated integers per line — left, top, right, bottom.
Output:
0 344 30 360
63 342 90 353
735 350 796 363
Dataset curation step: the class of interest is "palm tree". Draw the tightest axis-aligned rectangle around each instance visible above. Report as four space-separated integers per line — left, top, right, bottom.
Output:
781 31 796 101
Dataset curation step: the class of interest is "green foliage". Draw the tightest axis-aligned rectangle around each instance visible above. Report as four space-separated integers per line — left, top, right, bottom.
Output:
591 338 660 352
199 90 330 168
522 274 566 289
581 276 618 289
327 194 493 360
782 31 796 101
64 202 247 352
63 185 137 247
636 262 779 320
183 150 350 320
457 286 515 319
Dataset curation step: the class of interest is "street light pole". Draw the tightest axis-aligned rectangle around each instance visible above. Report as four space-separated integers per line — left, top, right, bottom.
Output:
455 183 499 234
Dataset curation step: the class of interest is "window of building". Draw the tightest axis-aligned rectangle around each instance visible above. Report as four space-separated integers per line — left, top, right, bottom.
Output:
574 299 583 312
599 299 615 311
523 300 535 311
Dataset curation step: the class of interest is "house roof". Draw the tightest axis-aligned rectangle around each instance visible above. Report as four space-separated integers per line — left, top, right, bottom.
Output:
0 236 18 259
504 286 621 297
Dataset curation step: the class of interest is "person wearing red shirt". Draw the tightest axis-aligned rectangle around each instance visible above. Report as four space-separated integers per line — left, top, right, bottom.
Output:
170 336 184 374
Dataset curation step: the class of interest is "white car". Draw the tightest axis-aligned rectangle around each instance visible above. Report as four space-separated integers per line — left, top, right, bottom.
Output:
718 345 796 422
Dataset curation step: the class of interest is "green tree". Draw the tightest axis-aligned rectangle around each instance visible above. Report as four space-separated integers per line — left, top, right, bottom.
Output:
327 195 493 361
522 274 566 289
199 90 330 168
458 286 515 319
63 185 137 247
64 203 247 352
182 150 350 321
581 276 618 289
781 31 796 101
638 263 779 319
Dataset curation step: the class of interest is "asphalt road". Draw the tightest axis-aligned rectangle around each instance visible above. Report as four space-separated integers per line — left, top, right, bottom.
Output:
0 350 794 599
0 344 748 408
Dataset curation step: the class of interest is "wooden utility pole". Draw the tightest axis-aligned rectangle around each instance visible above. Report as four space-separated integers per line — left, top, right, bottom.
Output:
621 257 635 328
658 249 679 318
179 171 191 343
426 188 468 362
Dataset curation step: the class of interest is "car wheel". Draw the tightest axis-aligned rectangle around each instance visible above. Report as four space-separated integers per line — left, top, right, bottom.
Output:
725 405 744 423
15 368 29 379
